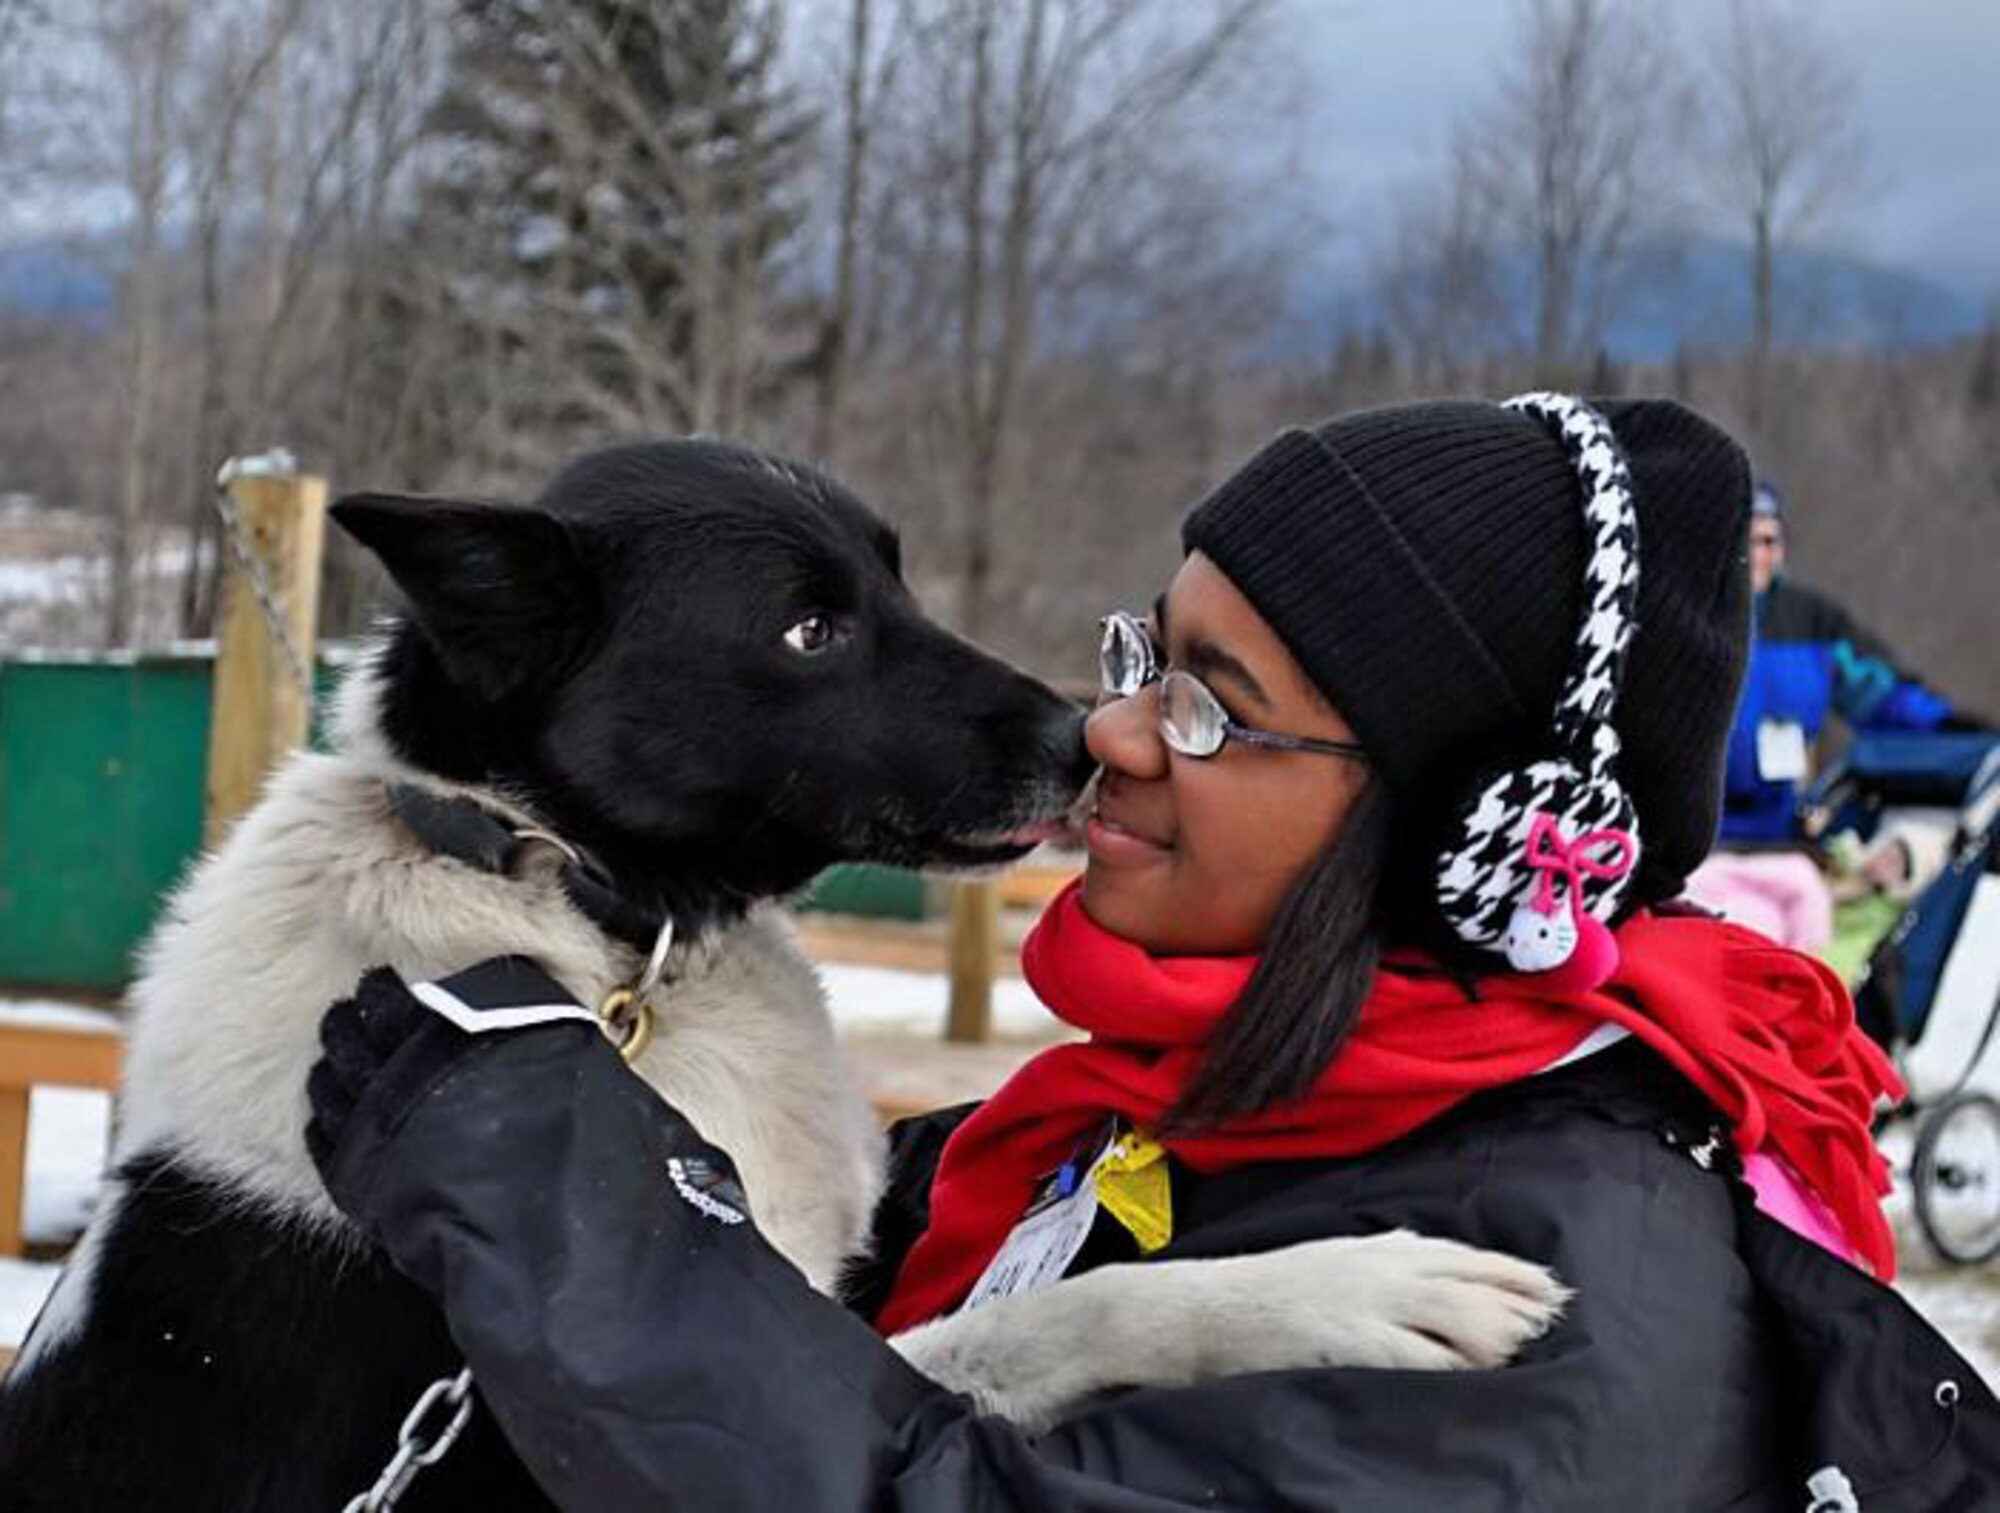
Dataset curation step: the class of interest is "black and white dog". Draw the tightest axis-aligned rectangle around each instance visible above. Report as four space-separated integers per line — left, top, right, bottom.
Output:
0 442 1563 1510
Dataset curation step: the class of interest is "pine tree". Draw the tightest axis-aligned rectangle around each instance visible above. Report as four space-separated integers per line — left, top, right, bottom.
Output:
419 0 812 472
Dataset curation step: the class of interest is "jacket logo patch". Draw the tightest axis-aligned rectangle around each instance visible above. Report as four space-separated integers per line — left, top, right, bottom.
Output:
667 1156 749 1226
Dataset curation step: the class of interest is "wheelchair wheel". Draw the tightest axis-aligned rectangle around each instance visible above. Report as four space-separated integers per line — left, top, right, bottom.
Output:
1913 1092 2000 1266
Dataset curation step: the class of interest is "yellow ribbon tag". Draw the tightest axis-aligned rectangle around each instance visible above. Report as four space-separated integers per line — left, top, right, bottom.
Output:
1093 1132 1174 1254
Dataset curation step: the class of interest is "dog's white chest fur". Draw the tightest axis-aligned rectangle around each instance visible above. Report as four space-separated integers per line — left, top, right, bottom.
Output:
112 673 882 1293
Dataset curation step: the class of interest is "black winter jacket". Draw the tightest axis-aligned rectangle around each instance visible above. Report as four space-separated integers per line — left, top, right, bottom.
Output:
322 1013 2000 1511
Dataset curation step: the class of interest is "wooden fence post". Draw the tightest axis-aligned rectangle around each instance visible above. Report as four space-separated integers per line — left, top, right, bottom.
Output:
946 877 999 1042
203 465 327 848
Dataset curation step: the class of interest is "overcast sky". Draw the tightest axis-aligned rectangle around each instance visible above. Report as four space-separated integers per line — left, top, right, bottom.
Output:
1274 0 1999 294
13 1 1993 302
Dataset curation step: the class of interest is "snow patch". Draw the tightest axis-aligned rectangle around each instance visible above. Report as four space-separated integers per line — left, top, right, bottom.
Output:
0 999 121 1036
819 961 1060 1040
0 1258 61 1352
24 1087 112 1244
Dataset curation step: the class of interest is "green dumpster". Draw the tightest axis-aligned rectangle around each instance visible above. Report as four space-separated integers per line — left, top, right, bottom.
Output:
0 651 215 991
0 649 929 993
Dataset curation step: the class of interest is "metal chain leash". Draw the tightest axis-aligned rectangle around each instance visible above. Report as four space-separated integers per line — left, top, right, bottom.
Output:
342 1364 478 1512
213 452 317 710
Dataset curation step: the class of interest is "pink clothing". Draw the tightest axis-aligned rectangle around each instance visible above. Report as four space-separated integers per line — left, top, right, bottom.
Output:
1683 851 1834 952
1743 1150 1863 1266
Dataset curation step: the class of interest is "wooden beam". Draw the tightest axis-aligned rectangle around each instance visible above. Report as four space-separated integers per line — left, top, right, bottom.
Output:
0 1023 123 1089
0 1088 26 1259
945 878 999 1042
204 468 327 847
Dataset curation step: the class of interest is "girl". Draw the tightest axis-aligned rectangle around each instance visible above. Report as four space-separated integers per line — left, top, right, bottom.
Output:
310 394 1998 1509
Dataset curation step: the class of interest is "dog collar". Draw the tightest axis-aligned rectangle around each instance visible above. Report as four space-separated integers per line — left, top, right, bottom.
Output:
383 783 673 959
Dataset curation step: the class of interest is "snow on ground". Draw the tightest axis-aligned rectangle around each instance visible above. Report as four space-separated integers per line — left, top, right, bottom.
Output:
0 537 198 649
6 978 2000 1392
0 1258 58 1352
818 960 1063 1040
1899 1264 2000 1386
1 1084 113 1351
0 998 123 1036
23 1087 112 1244
0 554 100 601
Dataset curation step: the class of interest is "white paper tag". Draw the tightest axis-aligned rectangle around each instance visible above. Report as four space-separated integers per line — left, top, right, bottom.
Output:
1756 720 1810 782
961 1173 1102 1312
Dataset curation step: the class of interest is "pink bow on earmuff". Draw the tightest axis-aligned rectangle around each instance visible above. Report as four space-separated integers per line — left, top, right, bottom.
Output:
1502 811 1638 990
1524 812 1636 915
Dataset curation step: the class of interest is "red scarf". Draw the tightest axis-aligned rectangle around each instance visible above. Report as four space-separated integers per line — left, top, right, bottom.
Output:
875 882 1903 1334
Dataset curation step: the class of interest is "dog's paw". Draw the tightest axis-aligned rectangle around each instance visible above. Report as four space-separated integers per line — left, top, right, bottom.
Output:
1236 1228 1570 1373
890 1228 1570 1432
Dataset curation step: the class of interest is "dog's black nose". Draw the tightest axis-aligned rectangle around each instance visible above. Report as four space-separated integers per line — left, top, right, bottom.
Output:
1043 705 1095 791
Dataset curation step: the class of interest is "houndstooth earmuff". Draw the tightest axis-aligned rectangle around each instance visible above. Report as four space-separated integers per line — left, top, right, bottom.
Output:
1433 392 1642 988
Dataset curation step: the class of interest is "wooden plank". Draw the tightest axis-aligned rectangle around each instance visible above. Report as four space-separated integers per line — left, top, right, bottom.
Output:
204 469 327 847
0 1087 27 1258
0 1024 122 1090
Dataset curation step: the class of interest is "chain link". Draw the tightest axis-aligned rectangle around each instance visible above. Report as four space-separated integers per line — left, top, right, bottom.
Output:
342 1365 477 1513
213 453 316 710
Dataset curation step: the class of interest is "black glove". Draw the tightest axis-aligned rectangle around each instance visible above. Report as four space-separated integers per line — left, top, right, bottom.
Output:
306 957 599 1227
305 965 435 1184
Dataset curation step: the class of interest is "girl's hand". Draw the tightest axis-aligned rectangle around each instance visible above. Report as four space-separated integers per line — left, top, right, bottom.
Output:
305 966 432 1183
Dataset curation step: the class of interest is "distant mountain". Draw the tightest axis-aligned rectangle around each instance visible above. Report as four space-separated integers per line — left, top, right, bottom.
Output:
1606 236 1992 360
1286 234 1994 364
0 240 114 324
4 226 1991 364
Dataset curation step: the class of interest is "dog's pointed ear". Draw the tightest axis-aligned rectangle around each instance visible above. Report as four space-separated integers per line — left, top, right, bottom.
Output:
333 492 596 701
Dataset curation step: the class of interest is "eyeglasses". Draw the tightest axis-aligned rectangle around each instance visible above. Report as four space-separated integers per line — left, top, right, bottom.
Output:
1098 612 1368 762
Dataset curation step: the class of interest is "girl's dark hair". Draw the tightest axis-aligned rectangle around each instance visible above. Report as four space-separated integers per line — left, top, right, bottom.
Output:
1164 778 1394 1135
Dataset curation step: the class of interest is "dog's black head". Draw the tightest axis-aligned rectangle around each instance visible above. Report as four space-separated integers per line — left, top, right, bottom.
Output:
334 441 1092 928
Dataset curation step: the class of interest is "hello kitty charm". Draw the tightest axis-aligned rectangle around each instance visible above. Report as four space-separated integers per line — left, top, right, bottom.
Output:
1504 902 1580 972
1502 812 1637 989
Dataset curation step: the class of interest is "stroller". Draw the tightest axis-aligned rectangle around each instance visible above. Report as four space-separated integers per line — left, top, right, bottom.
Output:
1805 730 2000 1265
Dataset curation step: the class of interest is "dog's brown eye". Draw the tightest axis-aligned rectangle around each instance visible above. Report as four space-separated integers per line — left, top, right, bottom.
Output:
783 614 839 654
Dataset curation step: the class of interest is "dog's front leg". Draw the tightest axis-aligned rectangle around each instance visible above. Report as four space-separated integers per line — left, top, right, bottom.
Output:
891 1229 1570 1433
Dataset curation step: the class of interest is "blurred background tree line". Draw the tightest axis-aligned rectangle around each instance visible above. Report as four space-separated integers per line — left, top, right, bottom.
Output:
0 0 1993 710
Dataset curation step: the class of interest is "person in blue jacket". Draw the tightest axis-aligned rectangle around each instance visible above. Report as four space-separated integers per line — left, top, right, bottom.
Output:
1722 480 1959 844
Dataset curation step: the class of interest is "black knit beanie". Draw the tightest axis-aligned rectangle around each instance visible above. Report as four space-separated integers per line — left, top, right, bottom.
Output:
1180 397 1752 907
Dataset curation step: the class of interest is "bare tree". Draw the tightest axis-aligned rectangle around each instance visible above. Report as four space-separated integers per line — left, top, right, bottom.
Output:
1454 0 1681 377
809 0 905 466
0 1 40 201
65 0 195 647
8 0 441 643
1377 147 1510 389
1700 0 1864 429
175 0 434 633
178 0 312 631
860 0 1274 640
